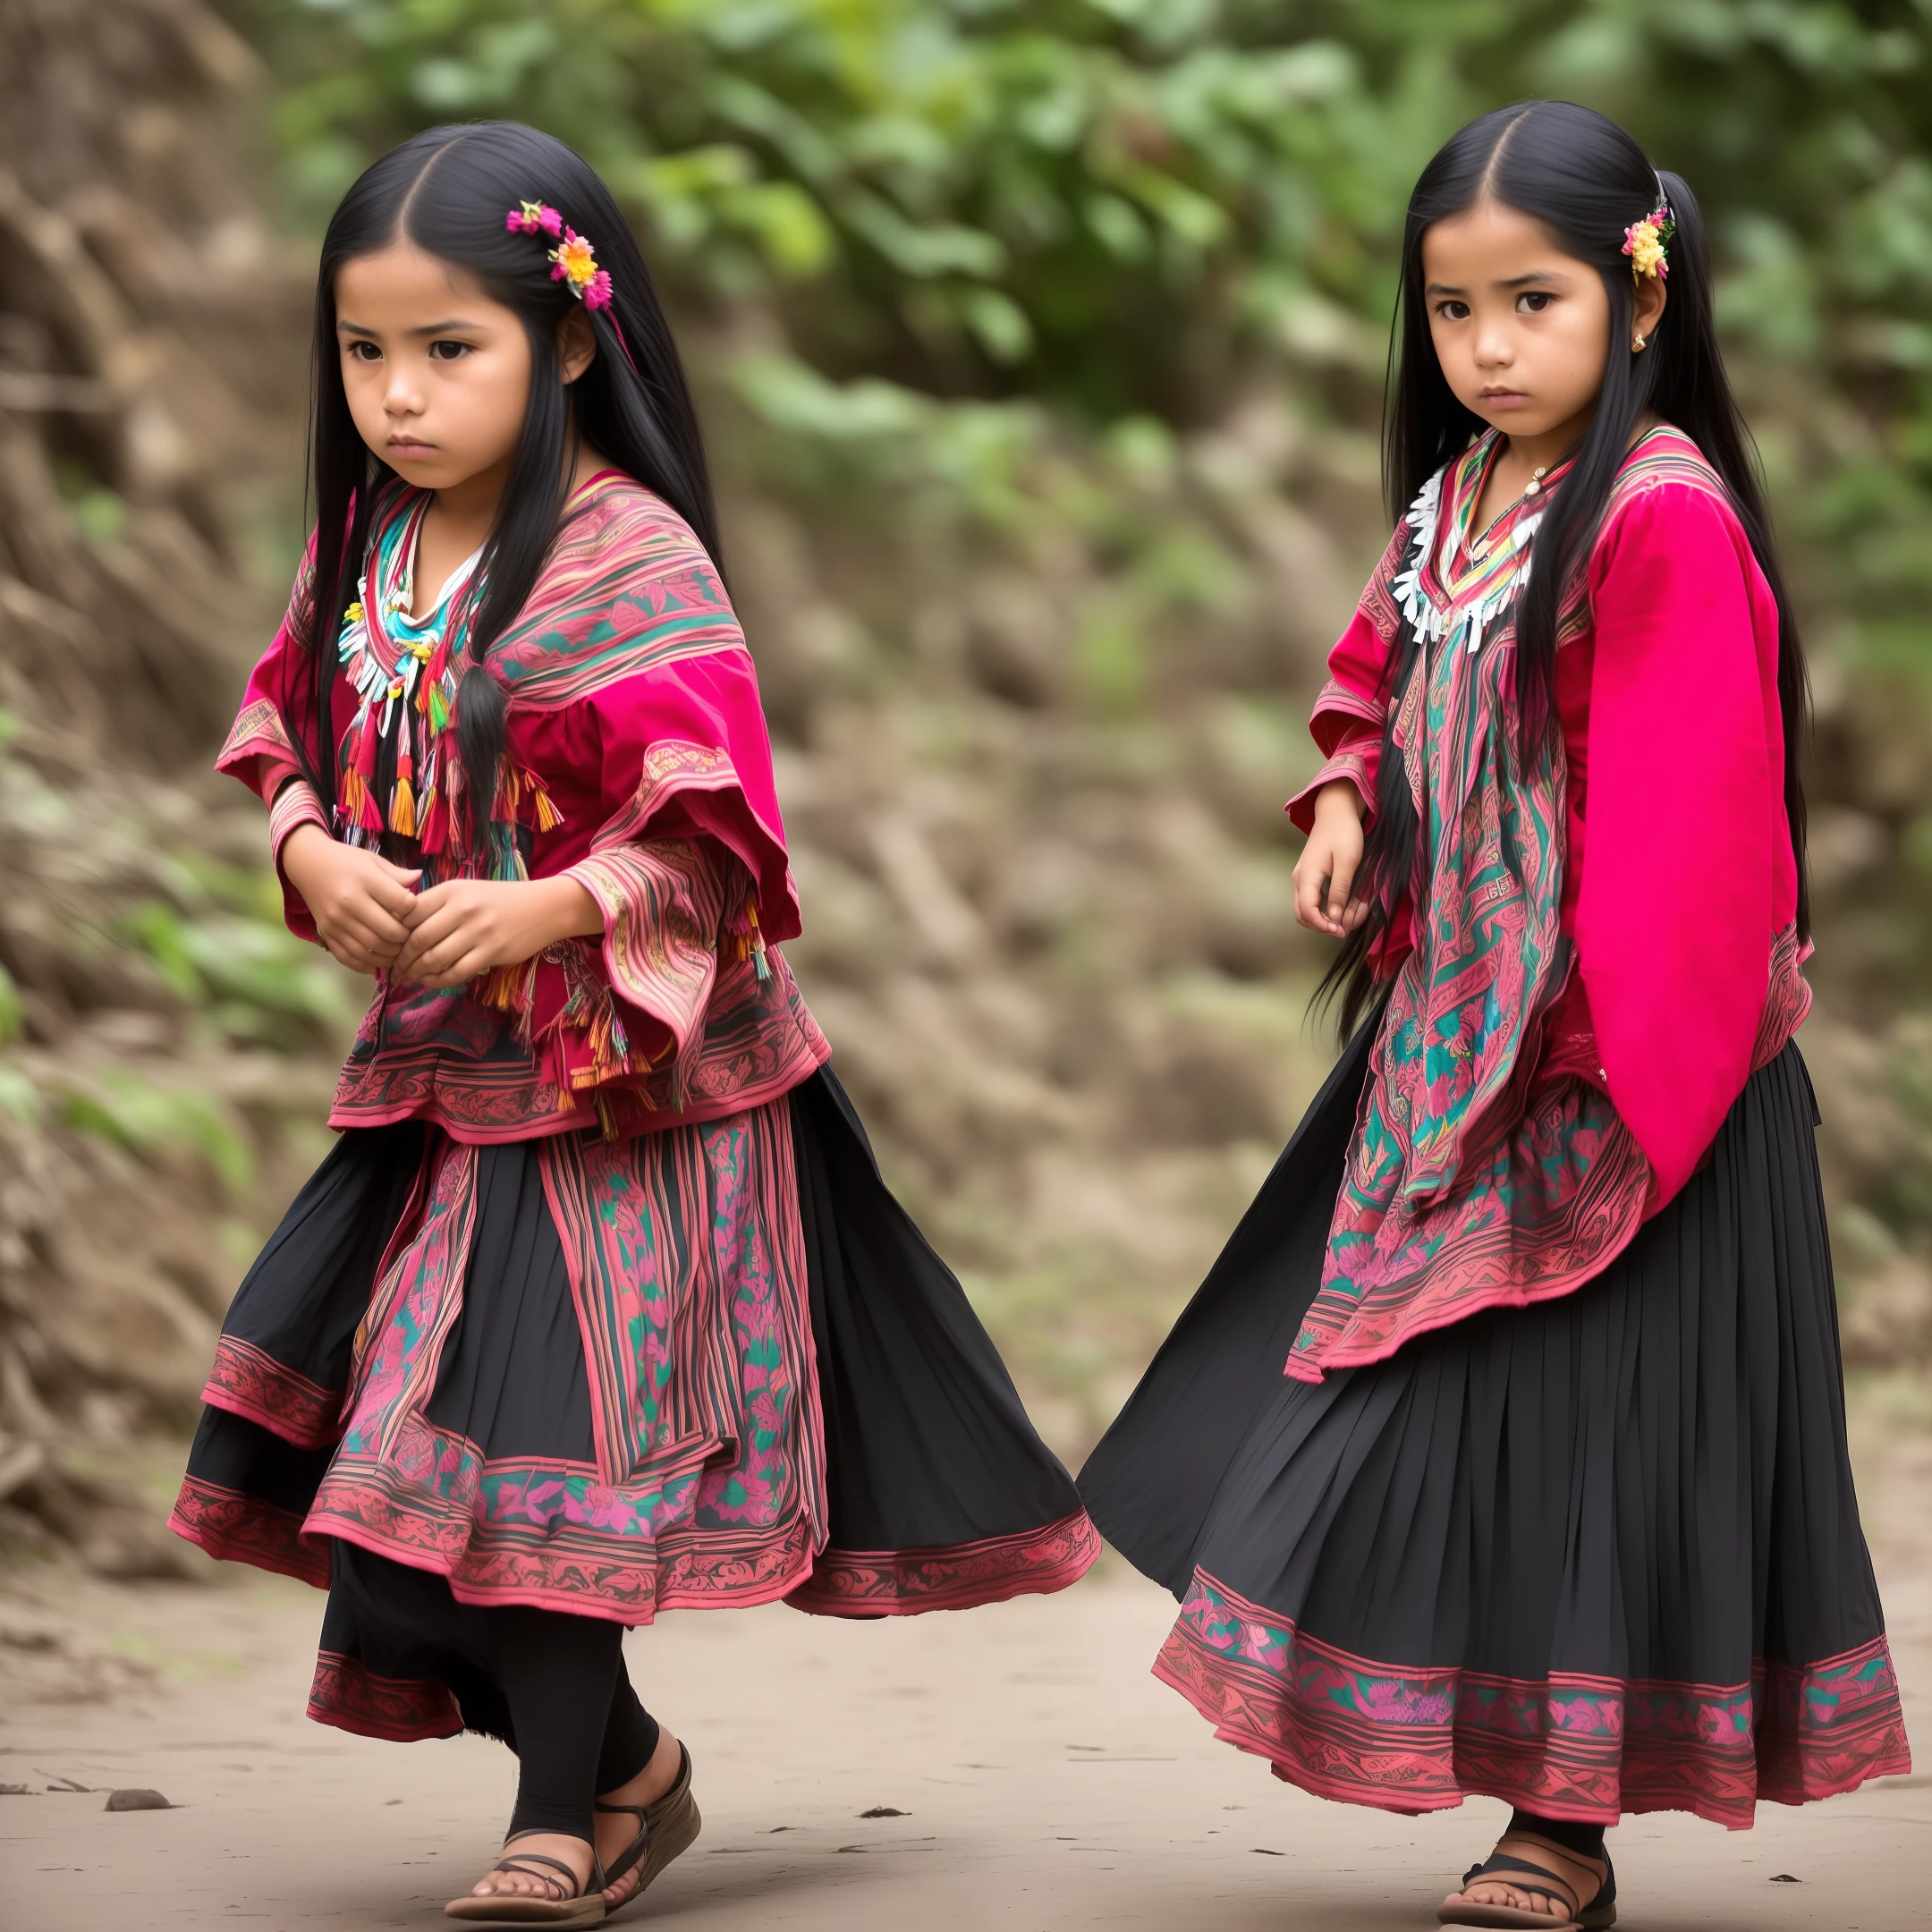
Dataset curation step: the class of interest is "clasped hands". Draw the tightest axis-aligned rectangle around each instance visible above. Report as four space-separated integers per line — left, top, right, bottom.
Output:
282 822 603 987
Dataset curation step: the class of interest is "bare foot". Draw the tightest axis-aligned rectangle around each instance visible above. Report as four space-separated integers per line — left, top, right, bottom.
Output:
1448 1830 1607 1923
466 1829 594 1902
596 1726 683 1909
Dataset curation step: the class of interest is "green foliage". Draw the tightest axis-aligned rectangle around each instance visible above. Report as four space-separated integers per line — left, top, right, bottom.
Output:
229 0 1932 614
0 962 21 1048
119 898 350 1049
203 0 1932 1358
56 1072 257 1199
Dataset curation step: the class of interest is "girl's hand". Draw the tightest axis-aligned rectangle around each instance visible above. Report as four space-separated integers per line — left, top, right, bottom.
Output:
282 822 421 975
1293 780 1370 938
392 876 603 989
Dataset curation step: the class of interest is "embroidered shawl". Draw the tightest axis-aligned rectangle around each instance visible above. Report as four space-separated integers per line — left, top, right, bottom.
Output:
1286 428 1809 1381
219 473 828 1144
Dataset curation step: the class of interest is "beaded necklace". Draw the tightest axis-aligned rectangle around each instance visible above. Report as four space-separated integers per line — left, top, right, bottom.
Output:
335 495 479 860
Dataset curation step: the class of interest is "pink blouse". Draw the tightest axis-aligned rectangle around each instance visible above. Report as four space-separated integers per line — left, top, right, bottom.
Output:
1291 428 1804 1212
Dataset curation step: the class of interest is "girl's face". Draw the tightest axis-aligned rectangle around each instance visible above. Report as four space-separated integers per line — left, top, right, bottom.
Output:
1420 199 1665 444
335 244 534 493
335 242 600 496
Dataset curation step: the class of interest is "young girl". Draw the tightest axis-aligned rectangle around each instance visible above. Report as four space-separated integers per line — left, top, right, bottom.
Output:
1080 101 1910 1929
170 121 1097 1925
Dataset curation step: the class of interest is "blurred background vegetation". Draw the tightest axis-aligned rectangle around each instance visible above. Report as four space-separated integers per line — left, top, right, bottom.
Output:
4 0 1932 1568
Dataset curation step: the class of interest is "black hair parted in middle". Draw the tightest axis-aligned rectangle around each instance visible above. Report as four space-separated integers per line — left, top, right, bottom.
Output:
283 120 723 845
1320 98 1810 1038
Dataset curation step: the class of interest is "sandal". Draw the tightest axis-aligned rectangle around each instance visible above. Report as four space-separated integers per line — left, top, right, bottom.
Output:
444 1835 608 1925
1437 1835 1616 1929
597 1742 701 1916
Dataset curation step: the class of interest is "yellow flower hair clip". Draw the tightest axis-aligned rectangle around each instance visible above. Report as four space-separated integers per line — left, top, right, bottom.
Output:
1622 204 1675 282
505 199 614 309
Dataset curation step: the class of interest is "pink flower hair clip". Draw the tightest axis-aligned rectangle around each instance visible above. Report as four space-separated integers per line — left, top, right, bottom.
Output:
505 199 614 311
505 199 562 238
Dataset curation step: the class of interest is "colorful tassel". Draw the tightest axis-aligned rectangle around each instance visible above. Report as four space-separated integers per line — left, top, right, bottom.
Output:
476 955 538 1023
390 748 416 838
525 769 564 831
738 893 772 981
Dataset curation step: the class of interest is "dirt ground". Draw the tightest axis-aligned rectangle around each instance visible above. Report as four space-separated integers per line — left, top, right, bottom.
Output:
3 1435 1928 1932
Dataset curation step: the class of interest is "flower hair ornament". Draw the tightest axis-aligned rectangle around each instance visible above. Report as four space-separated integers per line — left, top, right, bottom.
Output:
1622 202 1675 282
506 199 613 311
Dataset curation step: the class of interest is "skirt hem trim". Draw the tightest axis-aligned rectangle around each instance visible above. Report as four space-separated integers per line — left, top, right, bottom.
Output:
308 1648 464 1742
167 1476 330 1590
201 1335 342 1451
1154 1566 1912 1828
303 1499 820 1625
785 1509 1102 1617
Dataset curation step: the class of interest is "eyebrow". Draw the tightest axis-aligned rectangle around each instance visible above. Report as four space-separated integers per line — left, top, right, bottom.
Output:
1424 269 1571 297
335 318 487 337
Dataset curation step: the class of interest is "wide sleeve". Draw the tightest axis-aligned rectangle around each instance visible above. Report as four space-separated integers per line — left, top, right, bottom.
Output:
1285 522 1408 833
215 536 342 943
513 610 809 1097
561 836 733 1075
1577 482 1778 1210
567 648 802 947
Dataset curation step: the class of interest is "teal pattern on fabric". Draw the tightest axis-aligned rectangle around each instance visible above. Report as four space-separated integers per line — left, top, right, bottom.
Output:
1152 1565 1912 1827
304 1097 828 1616
1292 434 1651 1379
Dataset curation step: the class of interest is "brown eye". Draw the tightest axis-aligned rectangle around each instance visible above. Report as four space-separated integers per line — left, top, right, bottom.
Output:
1437 300 1470 322
346 341 381 363
1519 291 1554 313
428 340 472 362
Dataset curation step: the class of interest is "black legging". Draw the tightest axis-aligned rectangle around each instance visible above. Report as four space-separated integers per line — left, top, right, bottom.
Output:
331 1545 660 1843
1506 1809 1609 1863
455 1605 663 1842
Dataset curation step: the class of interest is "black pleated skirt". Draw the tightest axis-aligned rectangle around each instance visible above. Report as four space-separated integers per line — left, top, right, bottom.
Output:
174 1066 1097 1742
1079 1026 1911 1827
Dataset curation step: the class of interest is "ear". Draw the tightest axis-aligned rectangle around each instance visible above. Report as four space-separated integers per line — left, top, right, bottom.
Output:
558 307 597 386
1632 270 1667 345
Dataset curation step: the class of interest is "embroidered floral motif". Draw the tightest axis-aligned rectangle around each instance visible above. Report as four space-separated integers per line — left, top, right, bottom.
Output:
1157 1568 1912 1827
299 1100 832 1619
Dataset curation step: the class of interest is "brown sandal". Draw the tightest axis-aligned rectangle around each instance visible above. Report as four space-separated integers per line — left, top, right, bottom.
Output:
598 1743 701 1916
444 1835 608 1925
1437 1835 1616 1929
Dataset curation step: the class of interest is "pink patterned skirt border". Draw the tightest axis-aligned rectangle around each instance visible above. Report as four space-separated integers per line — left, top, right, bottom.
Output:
200 1335 342 1451
309 1649 462 1742
167 1474 331 1590
1155 1566 1911 1829
786 1509 1102 1617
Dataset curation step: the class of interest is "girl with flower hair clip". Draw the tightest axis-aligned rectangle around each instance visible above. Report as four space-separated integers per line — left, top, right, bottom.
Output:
171 121 1097 1924
1082 100 1909 1928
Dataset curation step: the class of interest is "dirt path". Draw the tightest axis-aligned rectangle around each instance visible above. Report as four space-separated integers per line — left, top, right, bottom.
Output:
4 1437 1928 1932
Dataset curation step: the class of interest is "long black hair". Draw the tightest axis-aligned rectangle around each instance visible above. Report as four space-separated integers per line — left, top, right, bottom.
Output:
1320 99 1810 1037
283 121 721 840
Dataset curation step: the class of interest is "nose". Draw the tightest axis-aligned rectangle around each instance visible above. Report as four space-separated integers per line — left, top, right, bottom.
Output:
1471 310 1514 369
383 362 425 419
